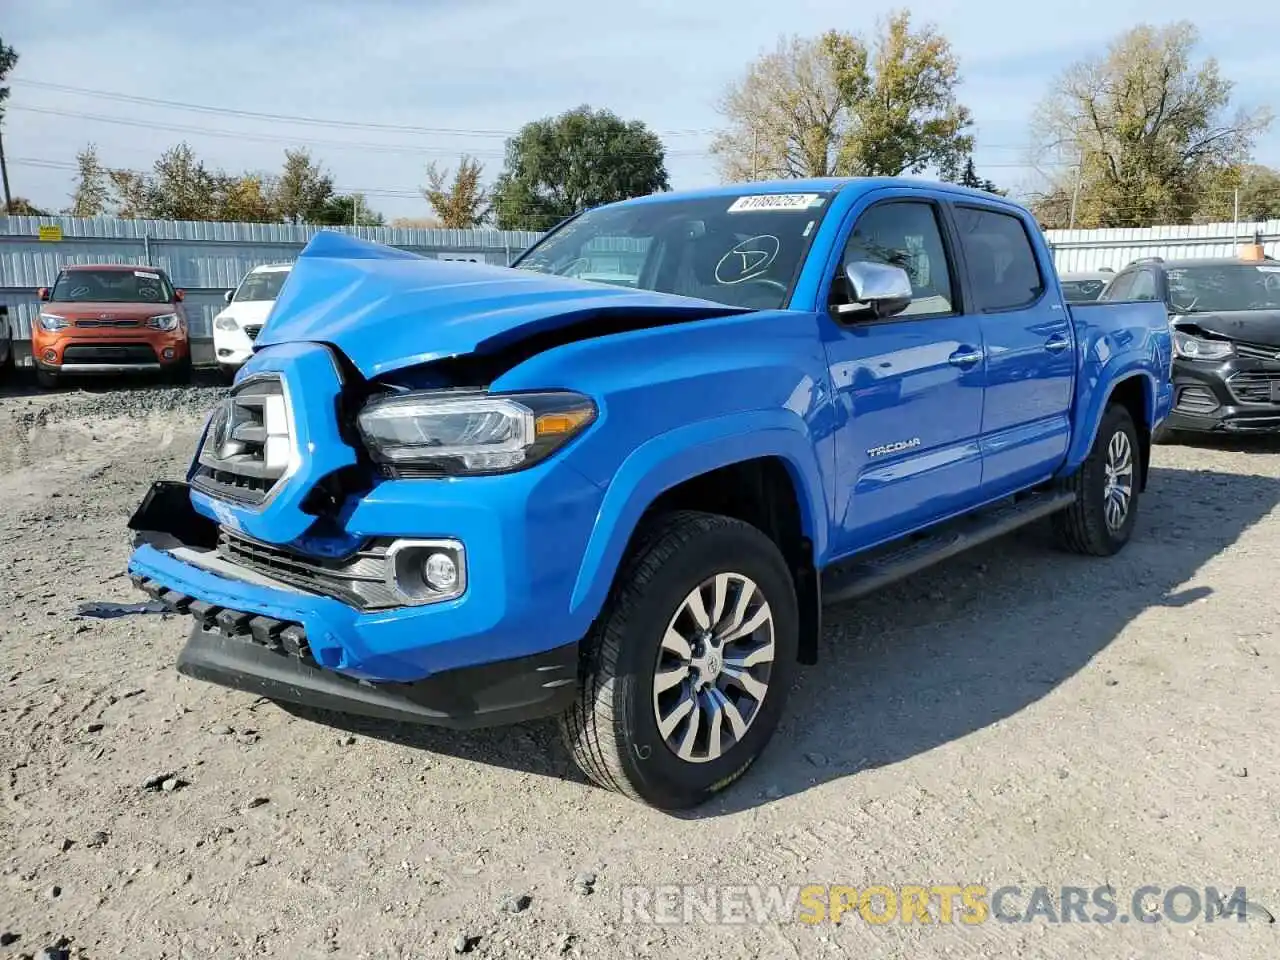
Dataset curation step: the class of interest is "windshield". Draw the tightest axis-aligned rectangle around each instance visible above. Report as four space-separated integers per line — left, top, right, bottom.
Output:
234 269 290 302
1061 279 1106 302
513 192 834 310
1167 263 1280 312
51 268 174 303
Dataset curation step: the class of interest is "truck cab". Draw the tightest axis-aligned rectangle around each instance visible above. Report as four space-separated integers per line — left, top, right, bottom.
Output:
127 178 1173 810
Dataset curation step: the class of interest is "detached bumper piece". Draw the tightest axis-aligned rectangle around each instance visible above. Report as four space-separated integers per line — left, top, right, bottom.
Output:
131 575 579 729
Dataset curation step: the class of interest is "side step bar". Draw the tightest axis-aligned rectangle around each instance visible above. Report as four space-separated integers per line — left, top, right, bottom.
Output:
820 489 1077 606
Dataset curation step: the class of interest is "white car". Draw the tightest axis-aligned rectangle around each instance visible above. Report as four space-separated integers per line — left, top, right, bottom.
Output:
212 263 293 377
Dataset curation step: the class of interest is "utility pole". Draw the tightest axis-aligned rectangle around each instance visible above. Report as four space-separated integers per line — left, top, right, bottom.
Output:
0 126 11 213
1233 187 1240 255
1067 146 1082 230
352 194 359 228
750 128 758 181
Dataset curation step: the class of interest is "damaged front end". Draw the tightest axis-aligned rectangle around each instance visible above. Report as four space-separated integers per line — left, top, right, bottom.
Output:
123 231 741 726
1166 315 1280 433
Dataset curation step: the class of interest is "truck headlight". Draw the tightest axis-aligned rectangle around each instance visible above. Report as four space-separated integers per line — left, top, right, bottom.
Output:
146 313 180 331
38 313 70 332
357 390 596 475
1173 332 1233 360
214 315 238 331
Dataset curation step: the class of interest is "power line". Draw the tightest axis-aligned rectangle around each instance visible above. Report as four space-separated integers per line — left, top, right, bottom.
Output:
9 78 716 139
11 78 1047 152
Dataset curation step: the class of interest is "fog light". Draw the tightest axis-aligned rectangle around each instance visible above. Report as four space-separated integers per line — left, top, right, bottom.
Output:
162 348 176 360
43 349 57 363
423 552 458 591
386 539 466 605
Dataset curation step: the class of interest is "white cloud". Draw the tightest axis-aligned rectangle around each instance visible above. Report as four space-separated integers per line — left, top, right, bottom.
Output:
5 0 1277 216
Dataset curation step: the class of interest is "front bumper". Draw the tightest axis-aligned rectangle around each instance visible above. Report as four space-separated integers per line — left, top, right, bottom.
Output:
213 326 255 367
138 581 576 728
33 335 189 374
126 467 602 726
1164 357 1280 434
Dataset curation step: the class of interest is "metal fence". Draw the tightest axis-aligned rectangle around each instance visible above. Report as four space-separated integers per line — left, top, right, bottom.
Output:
4 213 1278 367
0 216 543 367
1044 220 1280 272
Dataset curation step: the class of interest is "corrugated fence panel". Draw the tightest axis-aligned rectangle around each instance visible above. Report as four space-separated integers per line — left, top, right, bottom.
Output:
6 212 1280 363
0 217 545 361
1045 219 1280 273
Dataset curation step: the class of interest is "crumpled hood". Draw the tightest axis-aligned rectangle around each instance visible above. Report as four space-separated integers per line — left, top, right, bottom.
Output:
254 231 748 378
1173 310 1280 347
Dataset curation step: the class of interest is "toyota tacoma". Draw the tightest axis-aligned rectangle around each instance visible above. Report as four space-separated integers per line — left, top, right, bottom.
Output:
126 178 1173 809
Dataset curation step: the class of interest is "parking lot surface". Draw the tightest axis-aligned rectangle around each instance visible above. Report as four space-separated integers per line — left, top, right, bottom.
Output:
2 384 1278 959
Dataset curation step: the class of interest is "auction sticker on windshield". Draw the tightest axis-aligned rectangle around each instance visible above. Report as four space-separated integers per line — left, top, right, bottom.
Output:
728 194 825 213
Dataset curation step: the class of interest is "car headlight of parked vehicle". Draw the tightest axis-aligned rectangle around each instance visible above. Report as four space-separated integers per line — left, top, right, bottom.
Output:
213 314 238 331
37 313 70 332
1173 331 1234 360
147 313 180 331
356 390 597 475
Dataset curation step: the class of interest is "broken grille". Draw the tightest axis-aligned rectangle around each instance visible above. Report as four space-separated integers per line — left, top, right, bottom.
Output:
191 375 292 505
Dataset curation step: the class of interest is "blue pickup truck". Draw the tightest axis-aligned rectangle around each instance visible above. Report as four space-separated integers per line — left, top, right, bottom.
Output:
127 178 1173 809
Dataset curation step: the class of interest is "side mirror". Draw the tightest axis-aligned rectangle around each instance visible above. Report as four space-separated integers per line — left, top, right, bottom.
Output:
174 288 186 302
836 261 913 320
224 289 235 304
37 287 50 302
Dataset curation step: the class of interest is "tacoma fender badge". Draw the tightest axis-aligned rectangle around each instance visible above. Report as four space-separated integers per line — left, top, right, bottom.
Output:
867 438 921 458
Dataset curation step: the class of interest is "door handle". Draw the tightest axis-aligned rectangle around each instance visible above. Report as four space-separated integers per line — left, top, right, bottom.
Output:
1044 334 1070 353
948 347 983 367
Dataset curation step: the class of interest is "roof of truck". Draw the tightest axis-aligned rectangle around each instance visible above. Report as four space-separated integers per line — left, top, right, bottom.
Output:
613 176 1014 207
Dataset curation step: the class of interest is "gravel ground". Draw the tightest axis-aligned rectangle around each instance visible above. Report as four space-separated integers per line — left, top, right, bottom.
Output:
1 382 1278 959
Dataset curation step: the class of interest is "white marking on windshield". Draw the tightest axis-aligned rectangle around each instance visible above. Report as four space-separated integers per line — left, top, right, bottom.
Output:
715 235 781 284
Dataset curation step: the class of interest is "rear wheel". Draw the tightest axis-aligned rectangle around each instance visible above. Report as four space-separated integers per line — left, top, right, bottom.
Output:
1052 403 1141 556
560 511 798 810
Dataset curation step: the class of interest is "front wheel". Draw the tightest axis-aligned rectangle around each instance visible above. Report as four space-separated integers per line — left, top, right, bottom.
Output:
35 367 59 389
560 511 798 810
1052 403 1141 556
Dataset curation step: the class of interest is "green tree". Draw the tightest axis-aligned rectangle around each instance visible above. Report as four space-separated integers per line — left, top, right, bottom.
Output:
1193 164 1280 222
215 173 278 222
147 143 220 220
710 12 973 181
273 148 335 224
314 193 384 226
1030 22 1270 228
491 106 669 231
107 168 153 219
422 155 490 228
950 156 1005 195
69 145 111 217
6 197 47 215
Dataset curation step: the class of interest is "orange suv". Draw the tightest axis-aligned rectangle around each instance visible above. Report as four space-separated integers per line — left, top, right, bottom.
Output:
34 264 191 387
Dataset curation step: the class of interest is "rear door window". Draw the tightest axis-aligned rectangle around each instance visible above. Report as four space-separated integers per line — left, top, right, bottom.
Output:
953 206 1045 311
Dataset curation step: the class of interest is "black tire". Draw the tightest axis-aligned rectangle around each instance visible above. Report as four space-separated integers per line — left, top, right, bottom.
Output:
35 367 59 389
166 356 193 385
560 510 799 810
1052 403 1141 556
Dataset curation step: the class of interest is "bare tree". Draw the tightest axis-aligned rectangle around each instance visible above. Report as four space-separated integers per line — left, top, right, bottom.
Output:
1029 22 1270 227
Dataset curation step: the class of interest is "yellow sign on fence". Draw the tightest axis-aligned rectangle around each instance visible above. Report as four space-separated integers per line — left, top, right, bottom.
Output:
38 225 63 242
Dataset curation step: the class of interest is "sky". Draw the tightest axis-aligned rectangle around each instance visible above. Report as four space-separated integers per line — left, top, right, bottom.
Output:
5 0 1280 222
